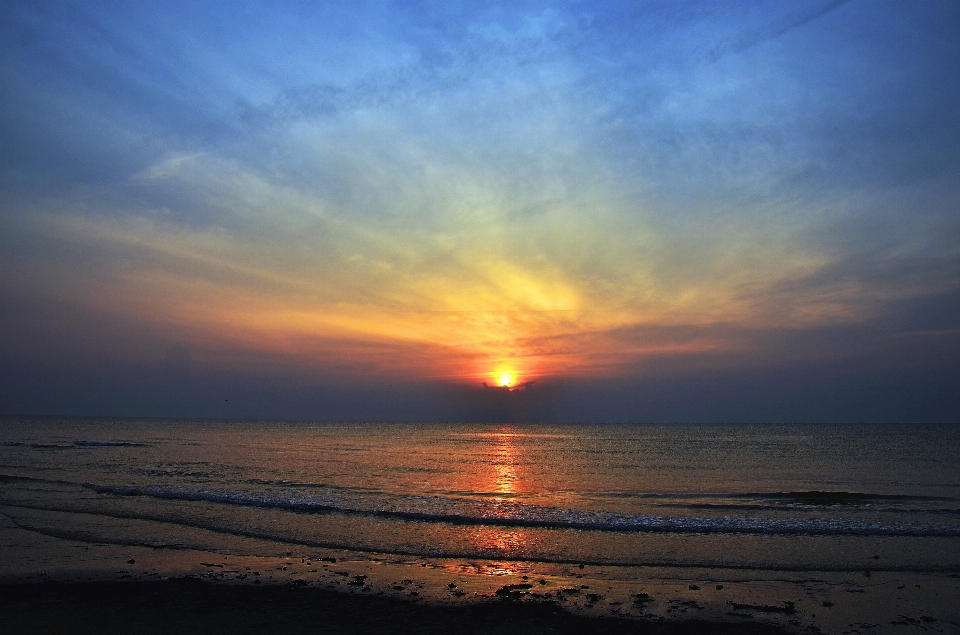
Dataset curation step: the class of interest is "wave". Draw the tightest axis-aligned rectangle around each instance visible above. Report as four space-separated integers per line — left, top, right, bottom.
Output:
0 474 38 483
86 484 960 538
653 502 960 515
73 441 148 448
9 500 956 572
587 490 957 504
244 479 386 494
745 491 957 504
2 441 147 449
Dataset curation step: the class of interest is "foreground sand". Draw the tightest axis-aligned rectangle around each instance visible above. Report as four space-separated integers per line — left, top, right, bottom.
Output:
1 519 958 634
1 578 799 635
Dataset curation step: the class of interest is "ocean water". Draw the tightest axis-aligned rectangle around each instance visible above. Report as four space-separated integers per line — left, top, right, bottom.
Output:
1 419 959 573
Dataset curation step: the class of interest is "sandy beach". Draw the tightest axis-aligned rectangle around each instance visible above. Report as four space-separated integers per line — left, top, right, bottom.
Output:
3 421 958 634
2 525 957 635
2 577 799 635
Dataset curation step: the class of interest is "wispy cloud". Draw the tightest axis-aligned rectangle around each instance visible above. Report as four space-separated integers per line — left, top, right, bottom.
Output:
1 0 958 420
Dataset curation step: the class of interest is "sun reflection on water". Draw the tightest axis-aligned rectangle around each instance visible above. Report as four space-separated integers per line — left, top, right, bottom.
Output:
464 427 538 557
493 431 518 497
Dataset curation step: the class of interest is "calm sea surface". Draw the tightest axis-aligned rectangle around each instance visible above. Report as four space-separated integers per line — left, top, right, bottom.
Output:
2 419 959 572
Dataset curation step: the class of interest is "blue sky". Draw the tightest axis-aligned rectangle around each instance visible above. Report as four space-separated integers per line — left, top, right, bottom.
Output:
2 1 958 421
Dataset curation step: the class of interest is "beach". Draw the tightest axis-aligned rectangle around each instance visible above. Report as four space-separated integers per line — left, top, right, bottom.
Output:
2 526 958 634
2 419 959 634
1 578 800 635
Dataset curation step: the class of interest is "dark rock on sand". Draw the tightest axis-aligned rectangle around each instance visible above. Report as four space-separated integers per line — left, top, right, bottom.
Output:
633 593 653 605
496 583 534 599
347 575 367 587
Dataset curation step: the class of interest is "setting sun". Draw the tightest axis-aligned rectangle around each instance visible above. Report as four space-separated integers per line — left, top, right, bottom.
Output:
496 370 516 387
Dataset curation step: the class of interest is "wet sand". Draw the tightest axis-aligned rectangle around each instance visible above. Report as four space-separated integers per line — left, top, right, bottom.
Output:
2 522 959 635
1 577 796 635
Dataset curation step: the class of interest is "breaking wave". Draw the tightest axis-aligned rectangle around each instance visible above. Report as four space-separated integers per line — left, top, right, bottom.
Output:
86 483 960 538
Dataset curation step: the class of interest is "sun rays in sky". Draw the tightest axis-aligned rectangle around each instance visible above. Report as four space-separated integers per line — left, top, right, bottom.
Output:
1 1 958 420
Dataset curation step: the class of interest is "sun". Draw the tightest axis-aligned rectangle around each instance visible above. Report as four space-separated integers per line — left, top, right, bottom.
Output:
496 370 516 387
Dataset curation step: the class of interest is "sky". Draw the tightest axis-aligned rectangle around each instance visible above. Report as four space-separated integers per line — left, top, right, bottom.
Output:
1 0 958 422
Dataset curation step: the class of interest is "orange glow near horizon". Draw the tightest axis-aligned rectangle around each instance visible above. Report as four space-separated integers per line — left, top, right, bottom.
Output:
30 207 819 388
35 209 803 389
494 367 517 387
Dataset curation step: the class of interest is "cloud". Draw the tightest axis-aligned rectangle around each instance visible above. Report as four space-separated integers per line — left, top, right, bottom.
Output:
708 0 852 62
1 0 958 420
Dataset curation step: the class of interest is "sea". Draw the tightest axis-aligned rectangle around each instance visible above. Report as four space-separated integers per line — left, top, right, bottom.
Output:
2 418 959 577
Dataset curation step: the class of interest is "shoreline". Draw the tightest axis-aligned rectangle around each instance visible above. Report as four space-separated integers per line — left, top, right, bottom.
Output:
2 528 958 634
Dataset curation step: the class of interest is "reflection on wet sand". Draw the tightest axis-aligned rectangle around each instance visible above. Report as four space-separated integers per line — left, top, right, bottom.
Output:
466 526 531 556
